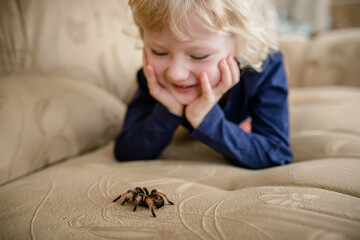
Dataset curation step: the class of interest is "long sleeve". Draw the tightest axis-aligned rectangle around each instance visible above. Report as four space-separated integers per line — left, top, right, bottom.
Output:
114 52 292 168
190 52 293 169
114 70 183 161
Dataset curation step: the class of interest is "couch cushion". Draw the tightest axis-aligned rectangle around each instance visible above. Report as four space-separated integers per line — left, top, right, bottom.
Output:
289 86 360 161
0 75 126 185
0 143 359 239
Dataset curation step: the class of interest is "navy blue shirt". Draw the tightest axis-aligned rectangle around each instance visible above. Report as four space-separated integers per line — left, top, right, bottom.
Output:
114 52 293 169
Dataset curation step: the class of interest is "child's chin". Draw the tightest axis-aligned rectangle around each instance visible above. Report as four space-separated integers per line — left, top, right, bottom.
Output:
175 95 197 106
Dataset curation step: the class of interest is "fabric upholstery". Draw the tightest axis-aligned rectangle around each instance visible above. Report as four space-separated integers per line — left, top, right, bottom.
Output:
0 143 359 239
279 35 310 87
279 29 360 88
0 0 359 239
302 29 360 87
289 87 360 162
0 0 142 102
0 75 125 184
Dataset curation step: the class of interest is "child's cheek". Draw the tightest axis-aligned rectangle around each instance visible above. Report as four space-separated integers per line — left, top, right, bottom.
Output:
209 69 222 88
147 55 159 69
198 62 221 88
147 57 166 79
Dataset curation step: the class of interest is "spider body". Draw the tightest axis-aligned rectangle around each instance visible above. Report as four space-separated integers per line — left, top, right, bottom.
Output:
113 187 174 217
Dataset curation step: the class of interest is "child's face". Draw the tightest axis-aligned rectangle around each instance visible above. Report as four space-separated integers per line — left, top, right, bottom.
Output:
143 25 235 105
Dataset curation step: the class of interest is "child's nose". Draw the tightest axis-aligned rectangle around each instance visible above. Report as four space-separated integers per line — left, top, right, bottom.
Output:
166 60 189 82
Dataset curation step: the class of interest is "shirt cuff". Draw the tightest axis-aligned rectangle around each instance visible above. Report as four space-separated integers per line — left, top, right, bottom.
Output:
190 104 224 139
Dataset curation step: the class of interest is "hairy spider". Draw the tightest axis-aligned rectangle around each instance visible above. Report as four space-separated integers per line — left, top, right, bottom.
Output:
113 186 174 217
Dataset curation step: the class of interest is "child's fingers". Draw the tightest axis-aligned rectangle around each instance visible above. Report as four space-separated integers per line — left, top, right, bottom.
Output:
142 48 148 67
145 65 159 94
142 49 159 93
200 72 212 100
227 56 240 86
215 58 232 95
143 49 153 81
142 49 150 79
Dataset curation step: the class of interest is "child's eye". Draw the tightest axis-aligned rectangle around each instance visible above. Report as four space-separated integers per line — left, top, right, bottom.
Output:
151 49 168 56
191 54 210 60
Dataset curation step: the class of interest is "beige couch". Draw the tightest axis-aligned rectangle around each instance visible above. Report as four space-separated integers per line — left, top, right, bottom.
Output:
1 1 360 239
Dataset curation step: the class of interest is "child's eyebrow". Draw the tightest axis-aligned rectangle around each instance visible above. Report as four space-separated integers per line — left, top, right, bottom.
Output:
146 37 220 52
185 38 221 49
186 43 219 53
145 39 167 49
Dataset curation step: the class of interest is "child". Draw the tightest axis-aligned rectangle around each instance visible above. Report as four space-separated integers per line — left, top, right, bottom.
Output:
114 0 293 169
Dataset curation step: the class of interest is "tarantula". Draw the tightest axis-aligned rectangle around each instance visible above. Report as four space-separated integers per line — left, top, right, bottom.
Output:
113 186 174 217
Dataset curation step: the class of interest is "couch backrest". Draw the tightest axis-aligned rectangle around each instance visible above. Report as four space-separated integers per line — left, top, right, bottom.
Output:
0 0 142 102
279 28 360 88
278 35 310 88
301 29 360 87
1 0 359 98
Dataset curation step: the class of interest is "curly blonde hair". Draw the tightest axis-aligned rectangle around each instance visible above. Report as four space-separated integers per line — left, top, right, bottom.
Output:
128 0 275 71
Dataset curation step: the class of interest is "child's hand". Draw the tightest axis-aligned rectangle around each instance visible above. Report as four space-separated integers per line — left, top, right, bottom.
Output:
185 56 240 128
143 49 184 116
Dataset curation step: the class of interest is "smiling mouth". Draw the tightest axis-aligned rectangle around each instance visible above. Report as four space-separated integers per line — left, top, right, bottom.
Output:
172 83 197 90
172 83 198 93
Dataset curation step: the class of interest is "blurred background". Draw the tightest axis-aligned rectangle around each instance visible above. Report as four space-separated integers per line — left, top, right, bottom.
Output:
266 0 360 36
1 0 359 86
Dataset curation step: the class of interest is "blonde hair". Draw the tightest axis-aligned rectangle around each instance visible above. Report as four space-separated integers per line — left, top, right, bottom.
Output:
129 0 276 71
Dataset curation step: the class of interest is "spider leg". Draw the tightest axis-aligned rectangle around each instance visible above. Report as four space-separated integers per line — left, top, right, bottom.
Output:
119 190 137 205
135 186 145 195
153 190 174 205
151 207 156 217
143 187 149 195
164 194 174 205
121 197 130 205
113 190 132 203
113 195 122 203
133 194 144 212
145 198 156 217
